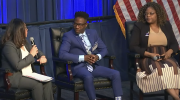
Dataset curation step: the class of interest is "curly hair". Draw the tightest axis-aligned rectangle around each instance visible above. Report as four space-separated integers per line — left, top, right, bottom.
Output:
137 2 167 26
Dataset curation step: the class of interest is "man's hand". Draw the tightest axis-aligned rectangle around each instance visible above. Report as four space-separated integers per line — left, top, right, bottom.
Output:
84 54 99 65
37 56 47 64
91 55 99 63
84 55 94 65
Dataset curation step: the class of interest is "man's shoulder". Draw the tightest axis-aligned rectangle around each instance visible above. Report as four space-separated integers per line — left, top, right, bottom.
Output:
63 29 75 36
86 29 97 33
85 29 98 36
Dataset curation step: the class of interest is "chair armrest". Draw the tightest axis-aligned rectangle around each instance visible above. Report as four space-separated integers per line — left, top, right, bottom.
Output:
52 57 73 81
128 52 141 58
0 68 10 72
52 57 73 64
103 55 115 69
0 68 11 91
104 55 116 59
175 50 180 55
128 52 141 71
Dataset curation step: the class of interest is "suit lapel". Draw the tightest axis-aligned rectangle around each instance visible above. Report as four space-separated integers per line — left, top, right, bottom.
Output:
86 30 94 52
74 31 87 53
142 23 150 47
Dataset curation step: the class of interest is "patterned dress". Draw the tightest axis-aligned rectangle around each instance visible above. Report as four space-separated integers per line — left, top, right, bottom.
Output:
136 28 180 93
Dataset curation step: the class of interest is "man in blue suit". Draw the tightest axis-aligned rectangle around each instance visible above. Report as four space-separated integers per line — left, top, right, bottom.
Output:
59 11 123 100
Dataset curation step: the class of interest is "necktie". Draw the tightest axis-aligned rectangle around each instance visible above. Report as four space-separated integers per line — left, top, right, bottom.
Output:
80 34 93 72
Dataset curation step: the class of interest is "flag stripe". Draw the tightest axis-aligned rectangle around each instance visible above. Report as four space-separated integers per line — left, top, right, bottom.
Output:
118 0 131 21
156 0 169 20
123 0 137 20
114 2 126 26
146 0 152 3
168 0 180 34
135 0 142 10
178 0 180 7
172 0 180 20
129 0 139 17
113 2 126 37
159 0 180 46
140 0 147 6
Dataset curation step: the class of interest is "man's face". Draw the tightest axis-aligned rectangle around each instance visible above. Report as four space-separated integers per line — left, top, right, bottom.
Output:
74 17 87 34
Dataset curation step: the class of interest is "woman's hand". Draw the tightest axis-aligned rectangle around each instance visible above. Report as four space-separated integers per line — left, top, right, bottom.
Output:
30 45 38 57
149 53 162 61
37 56 47 64
161 49 173 59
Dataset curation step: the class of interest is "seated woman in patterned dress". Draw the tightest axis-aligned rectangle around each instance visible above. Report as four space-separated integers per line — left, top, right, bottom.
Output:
130 2 180 100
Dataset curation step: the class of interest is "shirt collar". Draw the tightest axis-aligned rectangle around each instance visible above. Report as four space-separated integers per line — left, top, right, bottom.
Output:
79 31 87 37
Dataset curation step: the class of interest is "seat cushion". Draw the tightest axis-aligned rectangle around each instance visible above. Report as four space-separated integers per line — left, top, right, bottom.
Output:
56 74 112 92
0 83 57 100
0 88 31 100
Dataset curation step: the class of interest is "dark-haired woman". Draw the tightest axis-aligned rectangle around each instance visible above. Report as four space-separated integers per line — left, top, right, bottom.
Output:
130 2 180 100
1 18 54 100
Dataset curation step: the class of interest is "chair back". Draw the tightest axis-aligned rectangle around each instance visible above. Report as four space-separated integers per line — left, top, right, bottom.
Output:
125 21 136 49
49 27 72 77
125 21 137 78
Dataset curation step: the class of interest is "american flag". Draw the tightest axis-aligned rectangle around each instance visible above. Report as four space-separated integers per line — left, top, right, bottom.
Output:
113 0 180 47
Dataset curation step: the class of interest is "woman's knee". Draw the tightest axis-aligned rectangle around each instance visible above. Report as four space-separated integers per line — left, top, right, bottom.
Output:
34 82 43 90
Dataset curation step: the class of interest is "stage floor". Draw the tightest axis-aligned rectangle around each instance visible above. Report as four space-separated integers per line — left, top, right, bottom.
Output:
55 81 174 100
6 81 173 100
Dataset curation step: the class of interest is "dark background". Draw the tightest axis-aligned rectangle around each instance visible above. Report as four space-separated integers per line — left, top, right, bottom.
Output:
0 0 128 81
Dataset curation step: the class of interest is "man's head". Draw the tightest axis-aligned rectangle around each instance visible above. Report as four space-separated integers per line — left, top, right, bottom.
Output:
74 11 89 34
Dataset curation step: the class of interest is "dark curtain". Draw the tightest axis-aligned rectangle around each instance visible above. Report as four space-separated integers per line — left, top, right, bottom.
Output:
25 19 128 81
0 0 116 23
0 0 129 81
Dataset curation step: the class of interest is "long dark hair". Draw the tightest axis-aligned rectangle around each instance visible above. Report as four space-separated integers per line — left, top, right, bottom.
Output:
137 2 167 26
2 18 26 48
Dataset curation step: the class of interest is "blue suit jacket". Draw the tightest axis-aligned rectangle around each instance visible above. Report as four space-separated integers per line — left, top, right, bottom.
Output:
59 29 108 75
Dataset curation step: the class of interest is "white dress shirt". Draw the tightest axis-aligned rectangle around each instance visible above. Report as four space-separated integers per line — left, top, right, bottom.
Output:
78 31 101 62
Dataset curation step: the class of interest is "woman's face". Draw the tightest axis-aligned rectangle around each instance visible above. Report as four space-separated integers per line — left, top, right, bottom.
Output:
145 7 157 24
24 24 28 37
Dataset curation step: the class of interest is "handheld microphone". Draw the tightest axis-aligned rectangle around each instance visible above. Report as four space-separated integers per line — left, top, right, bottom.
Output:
152 56 158 60
30 37 38 58
152 56 164 60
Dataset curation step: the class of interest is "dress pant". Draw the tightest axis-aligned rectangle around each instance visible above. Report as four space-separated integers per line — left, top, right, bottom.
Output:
75 66 123 100
15 76 54 100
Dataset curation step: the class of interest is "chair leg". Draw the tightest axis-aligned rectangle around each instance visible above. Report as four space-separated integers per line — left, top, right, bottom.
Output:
57 87 61 100
130 81 133 100
139 89 143 100
74 92 79 100
164 90 168 100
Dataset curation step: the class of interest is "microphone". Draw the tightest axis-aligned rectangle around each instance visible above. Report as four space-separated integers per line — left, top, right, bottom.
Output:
30 37 38 58
152 56 161 60
30 37 35 46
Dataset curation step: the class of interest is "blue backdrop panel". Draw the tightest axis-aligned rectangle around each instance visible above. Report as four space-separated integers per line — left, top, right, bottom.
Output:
100 18 128 81
0 0 117 24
